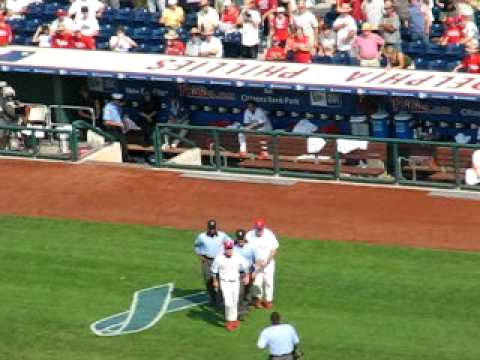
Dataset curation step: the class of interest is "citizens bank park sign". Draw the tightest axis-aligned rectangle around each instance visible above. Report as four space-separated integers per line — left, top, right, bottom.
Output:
1 46 480 100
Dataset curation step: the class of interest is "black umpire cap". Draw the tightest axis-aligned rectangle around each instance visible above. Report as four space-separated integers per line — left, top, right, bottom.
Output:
235 229 246 241
207 219 217 229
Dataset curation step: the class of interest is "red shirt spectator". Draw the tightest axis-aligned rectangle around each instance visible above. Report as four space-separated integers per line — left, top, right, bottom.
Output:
265 40 287 60
165 30 186 55
270 7 290 42
72 32 96 49
221 1 240 24
287 27 312 63
256 0 277 16
461 53 480 73
441 17 464 45
51 29 74 48
337 0 364 22
0 15 13 46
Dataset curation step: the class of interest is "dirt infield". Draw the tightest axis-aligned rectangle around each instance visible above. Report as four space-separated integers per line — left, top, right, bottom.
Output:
0 159 478 251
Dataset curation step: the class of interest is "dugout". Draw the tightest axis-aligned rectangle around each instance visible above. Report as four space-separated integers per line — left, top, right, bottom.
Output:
1 46 480 189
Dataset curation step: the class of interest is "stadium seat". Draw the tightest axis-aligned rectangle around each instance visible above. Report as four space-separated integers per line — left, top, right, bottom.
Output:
427 59 448 71
149 27 167 44
430 22 444 38
185 13 197 28
24 19 41 34
25 3 44 20
149 12 161 26
43 3 62 18
446 60 461 71
132 8 150 25
149 44 165 53
432 7 441 21
313 56 333 64
424 43 445 59
100 7 116 25
406 40 427 57
12 34 27 45
348 56 360 66
224 31 241 44
132 26 151 41
414 57 428 70
114 8 133 25
132 43 151 53
97 41 110 50
445 44 465 60
324 11 337 27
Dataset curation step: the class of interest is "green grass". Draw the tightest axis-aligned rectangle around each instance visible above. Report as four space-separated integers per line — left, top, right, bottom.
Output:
1 216 480 360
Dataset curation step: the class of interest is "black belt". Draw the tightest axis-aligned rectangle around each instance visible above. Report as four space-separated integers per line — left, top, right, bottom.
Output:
270 353 294 359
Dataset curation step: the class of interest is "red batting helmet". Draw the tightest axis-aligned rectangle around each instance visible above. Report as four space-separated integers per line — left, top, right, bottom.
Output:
224 240 234 250
254 219 265 229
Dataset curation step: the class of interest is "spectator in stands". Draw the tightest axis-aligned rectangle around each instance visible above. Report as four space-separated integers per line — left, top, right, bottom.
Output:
286 26 312 63
237 0 262 59
317 21 336 56
380 1 402 51
32 24 51 48
69 0 104 21
199 28 223 56
237 100 272 156
162 92 190 149
437 0 456 20
333 3 357 56
408 0 428 44
102 93 131 162
278 0 295 16
73 6 99 45
269 7 289 47
440 16 464 45
219 0 240 33
137 90 159 144
421 0 433 36
454 44 480 73
383 44 413 68
460 14 479 48
109 26 138 52
339 0 365 23
159 0 185 30
147 0 165 13
265 37 287 60
456 0 474 17
0 14 12 46
361 0 385 29
72 29 96 49
394 0 410 26
185 27 202 55
51 24 74 48
165 29 186 54
255 0 278 39
352 23 385 67
292 0 318 53
50 9 76 34
197 0 220 33
5 0 28 19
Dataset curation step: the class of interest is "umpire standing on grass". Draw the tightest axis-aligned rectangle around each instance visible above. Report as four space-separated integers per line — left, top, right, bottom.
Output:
194 219 231 307
234 229 255 318
257 312 302 360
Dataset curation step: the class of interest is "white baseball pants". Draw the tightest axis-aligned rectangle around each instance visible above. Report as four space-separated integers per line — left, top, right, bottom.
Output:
253 260 275 302
238 132 247 153
220 279 240 321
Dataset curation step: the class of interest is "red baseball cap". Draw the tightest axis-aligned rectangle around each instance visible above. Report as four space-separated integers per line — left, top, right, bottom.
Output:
254 219 265 229
57 9 67 17
446 17 455 25
224 240 234 250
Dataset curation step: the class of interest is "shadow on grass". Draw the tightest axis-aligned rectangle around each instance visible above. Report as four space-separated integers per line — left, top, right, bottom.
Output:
172 288 206 298
186 305 224 328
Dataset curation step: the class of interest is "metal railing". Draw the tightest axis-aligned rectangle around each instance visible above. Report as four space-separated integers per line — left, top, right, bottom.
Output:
152 123 480 191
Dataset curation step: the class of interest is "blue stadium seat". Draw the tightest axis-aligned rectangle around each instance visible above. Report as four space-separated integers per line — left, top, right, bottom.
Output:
100 7 116 25
430 22 444 38
406 40 427 57
97 41 110 50
132 8 150 25
445 44 465 60
414 57 428 70
25 3 44 20
149 44 165 53
132 26 151 41
12 34 27 45
428 59 447 71
224 31 240 44
432 7 441 21
324 11 337 27
149 27 167 43
313 56 332 64
132 43 151 53
43 3 61 17
424 43 445 59
185 13 197 28
114 8 133 24
446 60 461 71
400 26 411 41
332 52 349 65
149 12 161 26
348 56 360 66
24 19 41 34
98 24 115 42
7 19 25 33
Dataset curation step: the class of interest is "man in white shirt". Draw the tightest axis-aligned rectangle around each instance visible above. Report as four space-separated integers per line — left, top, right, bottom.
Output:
199 29 223 57
237 0 261 58
50 9 76 34
293 0 318 51
246 218 279 309
333 3 357 55
74 6 100 37
238 101 272 155
197 0 220 33
69 0 104 20
6 0 30 18
185 27 202 56
211 240 249 331
258 312 301 360
362 0 385 29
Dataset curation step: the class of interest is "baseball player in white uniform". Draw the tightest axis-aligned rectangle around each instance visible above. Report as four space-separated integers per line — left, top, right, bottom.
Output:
238 100 272 155
246 219 279 309
211 240 250 331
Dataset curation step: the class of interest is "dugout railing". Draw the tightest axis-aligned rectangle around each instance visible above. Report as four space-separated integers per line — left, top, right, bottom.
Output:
0 120 114 161
152 123 480 191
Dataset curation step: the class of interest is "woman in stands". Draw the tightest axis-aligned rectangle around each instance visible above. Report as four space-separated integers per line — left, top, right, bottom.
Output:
317 21 336 56
165 29 186 55
285 26 312 63
383 44 413 69
32 25 52 48
109 26 137 52
220 0 240 33
269 7 290 47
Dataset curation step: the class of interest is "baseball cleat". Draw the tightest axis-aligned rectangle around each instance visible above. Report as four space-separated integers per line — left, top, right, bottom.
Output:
254 299 264 309
263 301 273 309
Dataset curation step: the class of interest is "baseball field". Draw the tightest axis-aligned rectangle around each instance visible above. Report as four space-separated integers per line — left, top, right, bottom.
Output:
0 159 479 360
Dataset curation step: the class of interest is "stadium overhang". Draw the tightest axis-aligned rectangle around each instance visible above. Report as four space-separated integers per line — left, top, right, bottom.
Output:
1 46 479 102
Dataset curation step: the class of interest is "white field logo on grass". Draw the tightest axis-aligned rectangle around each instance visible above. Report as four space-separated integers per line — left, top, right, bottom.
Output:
90 283 209 336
